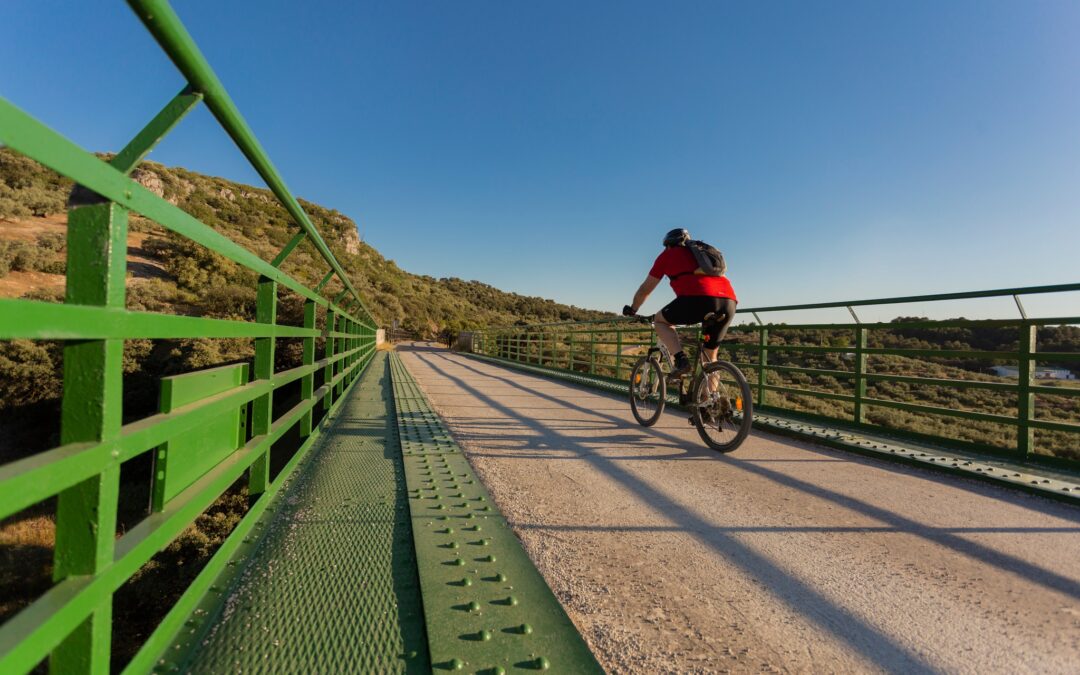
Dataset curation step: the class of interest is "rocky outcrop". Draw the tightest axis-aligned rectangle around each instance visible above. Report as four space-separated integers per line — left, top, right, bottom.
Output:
342 227 361 255
131 168 165 199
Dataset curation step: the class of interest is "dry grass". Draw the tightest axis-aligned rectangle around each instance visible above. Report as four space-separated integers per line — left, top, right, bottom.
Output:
0 514 54 623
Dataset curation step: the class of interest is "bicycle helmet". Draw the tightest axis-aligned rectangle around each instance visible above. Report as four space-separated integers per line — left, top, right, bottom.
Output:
663 228 690 247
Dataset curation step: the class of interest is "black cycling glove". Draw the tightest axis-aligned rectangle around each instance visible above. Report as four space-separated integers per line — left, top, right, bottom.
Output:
622 305 636 317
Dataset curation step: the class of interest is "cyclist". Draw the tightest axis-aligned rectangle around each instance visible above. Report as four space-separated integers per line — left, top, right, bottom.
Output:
622 228 737 376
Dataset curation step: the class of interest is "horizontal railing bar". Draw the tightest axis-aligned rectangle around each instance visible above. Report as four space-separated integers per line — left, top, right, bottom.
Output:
862 347 1014 360
762 384 856 403
753 344 853 354
0 380 266 521
0 300 319 340
484 289 1080 333
1028 418 1080 434
737 283 1080 315
745 317 1080 331
270 345 366 389
0 97 369 328
1031 385 1080 397
1033 352 1080 362
0 441 107 523
861 398 1018 425
864 373 1018 391
759 364 856 378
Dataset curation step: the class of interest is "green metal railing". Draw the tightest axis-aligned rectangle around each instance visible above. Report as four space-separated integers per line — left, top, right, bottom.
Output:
0 1 377 672
472 284 1080 468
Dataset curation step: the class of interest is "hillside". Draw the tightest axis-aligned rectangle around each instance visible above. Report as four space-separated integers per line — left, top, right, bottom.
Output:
0 147 611 334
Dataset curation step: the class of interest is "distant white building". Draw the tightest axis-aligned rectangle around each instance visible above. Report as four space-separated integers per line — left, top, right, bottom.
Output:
989 365 1076 380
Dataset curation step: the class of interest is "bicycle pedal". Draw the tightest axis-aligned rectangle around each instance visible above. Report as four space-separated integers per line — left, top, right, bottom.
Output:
687 415 695 426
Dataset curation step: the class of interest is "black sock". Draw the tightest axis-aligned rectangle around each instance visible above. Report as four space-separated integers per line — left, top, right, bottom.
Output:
674 351 687 361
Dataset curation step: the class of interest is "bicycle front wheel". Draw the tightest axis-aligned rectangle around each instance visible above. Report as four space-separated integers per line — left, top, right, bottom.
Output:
690 360 753 452
629 357 666 426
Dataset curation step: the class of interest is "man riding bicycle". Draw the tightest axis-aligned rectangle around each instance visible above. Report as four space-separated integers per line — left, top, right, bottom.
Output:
623 228 737 376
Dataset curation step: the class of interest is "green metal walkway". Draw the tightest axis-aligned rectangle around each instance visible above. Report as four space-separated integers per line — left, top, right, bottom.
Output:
174 353 428 673
163 352 600 674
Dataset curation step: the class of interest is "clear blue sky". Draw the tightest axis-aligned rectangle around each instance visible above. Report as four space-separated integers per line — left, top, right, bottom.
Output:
2 1 1078 320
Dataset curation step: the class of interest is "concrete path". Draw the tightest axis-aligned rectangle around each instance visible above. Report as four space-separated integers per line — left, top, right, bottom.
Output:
398 343 1080 674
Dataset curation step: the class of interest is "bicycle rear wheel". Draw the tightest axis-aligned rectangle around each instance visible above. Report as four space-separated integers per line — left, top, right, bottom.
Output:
629 357 666 426
690 360 753 452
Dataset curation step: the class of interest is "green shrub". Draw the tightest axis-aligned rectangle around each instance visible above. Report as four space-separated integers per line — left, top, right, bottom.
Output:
0 340 62 410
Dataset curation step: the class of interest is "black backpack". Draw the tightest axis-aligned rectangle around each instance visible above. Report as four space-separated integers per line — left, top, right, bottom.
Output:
679 240 726 277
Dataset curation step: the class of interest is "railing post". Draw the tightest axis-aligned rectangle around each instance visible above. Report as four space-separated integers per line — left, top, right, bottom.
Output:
1018 323 1036 458
757 327 768 407
589 329 596 375
853 326 867 424
300 300 316 438
569 331 575 372
249 275 278 499
335 317 346 397
51 198 128 675
324 310 337 410
615 328 623 380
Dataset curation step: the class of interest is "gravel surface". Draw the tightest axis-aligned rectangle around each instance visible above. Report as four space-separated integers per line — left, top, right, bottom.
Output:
399 343 1080 674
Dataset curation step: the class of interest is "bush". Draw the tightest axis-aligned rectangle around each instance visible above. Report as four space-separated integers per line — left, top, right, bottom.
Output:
0 340 62 410
0 148 71 218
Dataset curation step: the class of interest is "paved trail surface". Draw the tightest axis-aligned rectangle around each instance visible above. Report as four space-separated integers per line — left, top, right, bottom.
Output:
399 343 1080 674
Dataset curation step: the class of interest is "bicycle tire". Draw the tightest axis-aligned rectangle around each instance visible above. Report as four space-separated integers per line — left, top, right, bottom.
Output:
690 360 753 452
629 357 666 426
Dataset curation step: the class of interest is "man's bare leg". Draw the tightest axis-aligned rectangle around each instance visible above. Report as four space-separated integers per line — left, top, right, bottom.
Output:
702 345 719 392
653 311 682 358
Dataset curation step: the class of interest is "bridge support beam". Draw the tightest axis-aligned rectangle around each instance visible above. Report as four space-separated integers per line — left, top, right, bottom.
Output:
271 230 307 268
110 85 203 175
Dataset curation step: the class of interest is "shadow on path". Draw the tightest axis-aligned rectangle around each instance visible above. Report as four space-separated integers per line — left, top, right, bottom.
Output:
422 349 1080 603
412 349 936 672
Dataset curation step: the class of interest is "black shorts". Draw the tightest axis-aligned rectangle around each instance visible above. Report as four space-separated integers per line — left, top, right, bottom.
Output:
659 296 736 349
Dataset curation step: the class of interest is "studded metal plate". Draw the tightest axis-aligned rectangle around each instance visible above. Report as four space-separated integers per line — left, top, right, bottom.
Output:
389 353 602 674
175 353 430 674
466 353 1080 504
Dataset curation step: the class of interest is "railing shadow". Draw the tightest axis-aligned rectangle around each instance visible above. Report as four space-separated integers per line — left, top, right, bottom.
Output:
433 352 1080 593
415 351 936 672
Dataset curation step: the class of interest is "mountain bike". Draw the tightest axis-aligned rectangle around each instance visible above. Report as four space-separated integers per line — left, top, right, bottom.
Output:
627 313 753 453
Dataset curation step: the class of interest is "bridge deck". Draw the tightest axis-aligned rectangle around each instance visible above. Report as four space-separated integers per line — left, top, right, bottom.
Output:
398 342 1080 674
172 351 599 674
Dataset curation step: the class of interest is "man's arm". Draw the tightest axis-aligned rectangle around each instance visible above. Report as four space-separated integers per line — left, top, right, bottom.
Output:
629 275 661 313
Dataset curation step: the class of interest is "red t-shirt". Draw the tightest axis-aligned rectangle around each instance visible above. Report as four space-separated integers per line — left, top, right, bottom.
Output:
648 246 737 301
